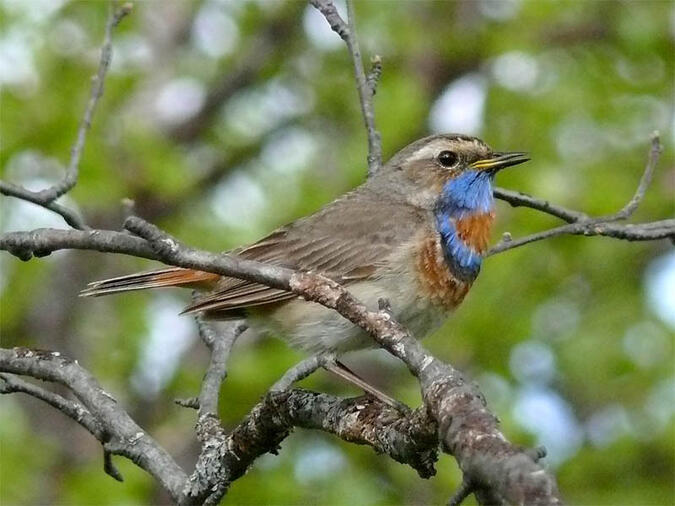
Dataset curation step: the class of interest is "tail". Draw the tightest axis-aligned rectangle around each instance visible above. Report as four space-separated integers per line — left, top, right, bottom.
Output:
80 267 219 297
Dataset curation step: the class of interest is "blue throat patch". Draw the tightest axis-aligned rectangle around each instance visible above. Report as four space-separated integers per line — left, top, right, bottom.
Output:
434 170 494 281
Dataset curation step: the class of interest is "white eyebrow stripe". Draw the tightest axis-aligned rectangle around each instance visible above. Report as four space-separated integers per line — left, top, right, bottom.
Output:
408 140 452 162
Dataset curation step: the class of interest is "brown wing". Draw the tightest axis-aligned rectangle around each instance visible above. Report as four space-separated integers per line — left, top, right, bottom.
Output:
182 188 425 316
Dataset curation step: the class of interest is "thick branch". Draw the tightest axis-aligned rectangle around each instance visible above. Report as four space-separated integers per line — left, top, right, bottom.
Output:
182 389 439 504
288 277 563 505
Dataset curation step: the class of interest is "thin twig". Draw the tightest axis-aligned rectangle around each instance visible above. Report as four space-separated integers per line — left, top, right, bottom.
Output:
605 131 663 221
103 448 125 482
0 2 132 227
0 372 102 438
0 182 89 230
488 218 675 256
310 0 382 175
489 134 670 256
34 2 132 203
271 352 336 391
493 187 587 224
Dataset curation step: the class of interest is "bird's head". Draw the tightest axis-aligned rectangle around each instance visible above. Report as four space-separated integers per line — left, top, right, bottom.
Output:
373 134 529 211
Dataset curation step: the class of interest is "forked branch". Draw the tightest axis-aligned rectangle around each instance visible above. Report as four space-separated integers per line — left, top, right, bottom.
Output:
0 2 132 229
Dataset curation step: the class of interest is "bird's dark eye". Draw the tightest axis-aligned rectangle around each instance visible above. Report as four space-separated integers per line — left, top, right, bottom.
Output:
438 150 458 167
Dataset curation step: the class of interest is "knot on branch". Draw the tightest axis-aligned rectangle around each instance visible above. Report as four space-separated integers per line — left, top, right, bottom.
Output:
124 216 181 256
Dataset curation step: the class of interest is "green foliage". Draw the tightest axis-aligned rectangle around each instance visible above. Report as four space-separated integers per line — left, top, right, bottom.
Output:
1 0 673 504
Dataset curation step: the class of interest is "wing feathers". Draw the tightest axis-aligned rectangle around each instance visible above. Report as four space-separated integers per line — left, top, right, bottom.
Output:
82 189 424 317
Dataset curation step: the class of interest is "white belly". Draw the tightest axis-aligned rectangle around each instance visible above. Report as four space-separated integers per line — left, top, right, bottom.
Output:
250 267 448 354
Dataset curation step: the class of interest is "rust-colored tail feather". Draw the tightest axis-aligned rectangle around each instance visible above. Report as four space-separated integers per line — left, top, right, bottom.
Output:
80 268 219 297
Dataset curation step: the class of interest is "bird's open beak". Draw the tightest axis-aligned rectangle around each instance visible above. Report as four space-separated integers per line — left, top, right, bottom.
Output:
470 151 530 172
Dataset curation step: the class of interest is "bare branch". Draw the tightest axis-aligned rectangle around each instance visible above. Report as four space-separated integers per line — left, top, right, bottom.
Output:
493 187 587 223
288 275 564 505
494 132 661 225
606 131 663 221
489 133 672 255
0 347 187 501
3 212 670 268
35 2 132 203
1 1 668 503
1 134 670 500
183 389 439 504
104 448 125 482
1 147 670 501
271 352 336 391
488 218 675 256
0 2 132 227
0 372 102 439
310 0 382 175
197 321 246 416
0 181 89 230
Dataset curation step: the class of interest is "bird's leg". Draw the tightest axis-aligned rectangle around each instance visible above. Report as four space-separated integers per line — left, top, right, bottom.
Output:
323 360 410 413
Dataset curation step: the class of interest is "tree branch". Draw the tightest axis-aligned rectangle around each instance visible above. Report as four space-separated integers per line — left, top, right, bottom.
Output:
288 276 564 505
488 218 675 256
0 346 441 504
0 2 131 229
489 132 672 255
0 182 89 230
0 214 566 503
608 131 663 221
271 352 336 391
0 347 187 501
0 372 102 439
310 0 382 175
197 320 246 416
493 187 587 223
1 130 670 502
1 127 670 502
1 0 671 503
182 389 439 505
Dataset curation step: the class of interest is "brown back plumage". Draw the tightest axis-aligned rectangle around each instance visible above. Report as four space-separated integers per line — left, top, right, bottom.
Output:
81 186 427 317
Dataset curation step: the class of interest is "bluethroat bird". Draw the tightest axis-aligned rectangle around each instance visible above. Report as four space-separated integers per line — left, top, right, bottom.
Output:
81 134 528 400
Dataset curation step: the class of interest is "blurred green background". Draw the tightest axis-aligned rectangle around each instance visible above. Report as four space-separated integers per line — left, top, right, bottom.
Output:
1 0 674 504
